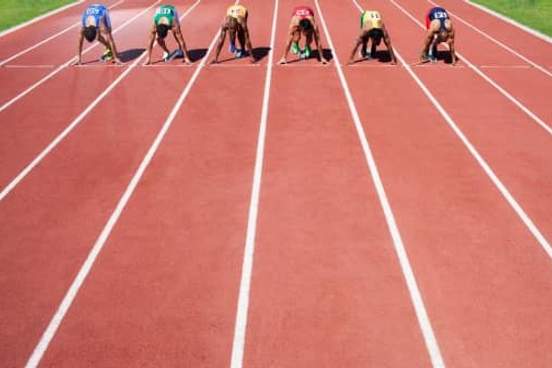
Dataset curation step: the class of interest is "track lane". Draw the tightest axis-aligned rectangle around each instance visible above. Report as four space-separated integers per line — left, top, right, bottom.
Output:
436 0 552 66
394 0 552 132
347 0 552 366
0 0 150 107
0 0 114 60
28 0 274 366
0 1 204 365
240 0 434 366
0 0 164 190
369 0 552 250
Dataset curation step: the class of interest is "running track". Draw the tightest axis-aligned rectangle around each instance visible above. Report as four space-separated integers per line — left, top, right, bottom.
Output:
0 0 550 367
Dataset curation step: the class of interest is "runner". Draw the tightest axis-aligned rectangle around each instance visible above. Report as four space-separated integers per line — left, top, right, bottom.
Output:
420 6 457 65
77 3 121 64
145 4 192 65
348 10 397 65
211 4 255 64
278 5 328 64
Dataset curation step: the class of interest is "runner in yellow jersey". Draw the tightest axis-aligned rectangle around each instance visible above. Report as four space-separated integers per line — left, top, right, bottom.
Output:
211 4 255 63
348 10 397 65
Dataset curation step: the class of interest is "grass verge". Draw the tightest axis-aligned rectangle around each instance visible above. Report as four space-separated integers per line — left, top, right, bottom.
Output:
0 0 77 32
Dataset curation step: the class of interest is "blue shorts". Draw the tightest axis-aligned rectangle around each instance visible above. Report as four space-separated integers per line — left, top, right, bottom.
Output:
426 7 449 31
81 4 111 29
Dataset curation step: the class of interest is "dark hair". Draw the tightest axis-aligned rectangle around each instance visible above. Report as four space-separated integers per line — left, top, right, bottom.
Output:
156 24 170 39
83 26 97 42
299 19 312 31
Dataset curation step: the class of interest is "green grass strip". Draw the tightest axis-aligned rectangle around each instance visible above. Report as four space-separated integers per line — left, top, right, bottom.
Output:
0 0 77 32
471 0 552 36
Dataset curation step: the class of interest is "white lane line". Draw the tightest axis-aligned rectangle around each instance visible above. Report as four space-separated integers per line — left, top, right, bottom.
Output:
229 0 278 366
0 0 125 67
23 0 209 366
0 0 86 38
0 0 201 202
355 1 552 260
389 0 552 137
427 0 552 78
464 0 552 44
4 64 56 69
323 0 446 366
0 0 160 114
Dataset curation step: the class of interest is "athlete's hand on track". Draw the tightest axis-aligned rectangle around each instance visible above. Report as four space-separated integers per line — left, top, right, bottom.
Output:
143 59 152 66
320 58 328 65
278 57 287 65
210 58 219 65
184 57 192 65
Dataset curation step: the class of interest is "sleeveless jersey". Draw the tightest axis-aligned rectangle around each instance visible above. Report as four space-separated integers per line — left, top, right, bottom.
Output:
227 4 247 19
292 6 314 19
360 10 382 29
81 4 111 29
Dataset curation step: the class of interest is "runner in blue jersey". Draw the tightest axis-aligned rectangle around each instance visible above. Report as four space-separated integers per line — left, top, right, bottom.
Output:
77 3 121 64
420 7 456 65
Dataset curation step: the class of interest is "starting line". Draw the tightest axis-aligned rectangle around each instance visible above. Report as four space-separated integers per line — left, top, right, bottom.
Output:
2 63 547 70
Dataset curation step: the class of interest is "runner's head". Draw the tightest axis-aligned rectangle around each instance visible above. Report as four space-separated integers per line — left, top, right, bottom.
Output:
298 18 312 32
156 24 170 39
83 26 97 42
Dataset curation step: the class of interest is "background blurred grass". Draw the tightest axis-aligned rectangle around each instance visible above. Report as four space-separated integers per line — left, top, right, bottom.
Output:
0 0 76 32
472 0 552 36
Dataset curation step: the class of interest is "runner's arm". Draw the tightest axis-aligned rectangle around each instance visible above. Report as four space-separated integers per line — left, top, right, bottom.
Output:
77 29 85 65
173 25 191 63
278 25 296 64
313 23 327 64
448 28 457 65
348 32 365 64
144 24 156 65
420 29 436 60
242 22 255 63
211 25 228 64
382 26 397 64
106 31 122 64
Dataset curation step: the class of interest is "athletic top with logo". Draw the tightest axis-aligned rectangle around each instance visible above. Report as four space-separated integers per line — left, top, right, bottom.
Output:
81 4 111 29
360 10 382 29
227 4 247 19
426 7 449 30
292 6 314 19
154 5 179 27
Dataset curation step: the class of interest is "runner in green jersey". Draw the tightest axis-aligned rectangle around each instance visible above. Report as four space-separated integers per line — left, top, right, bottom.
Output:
145 5 191 65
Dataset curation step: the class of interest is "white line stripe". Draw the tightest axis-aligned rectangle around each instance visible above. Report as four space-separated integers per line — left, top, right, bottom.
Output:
0 0 125 67
464 0 552 44
427 0 552 78
372 2 552 260
4 64 56 68
0 0 199 203
323 0 446 366
389 0 552 137
23 2 206 366
229 0 278 366
0 0 85 38
0 0 160 114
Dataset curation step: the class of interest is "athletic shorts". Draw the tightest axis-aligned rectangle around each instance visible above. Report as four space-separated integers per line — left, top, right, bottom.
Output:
227 4 247 19
293 6 314 19
425 7 449 30
82 4 111 29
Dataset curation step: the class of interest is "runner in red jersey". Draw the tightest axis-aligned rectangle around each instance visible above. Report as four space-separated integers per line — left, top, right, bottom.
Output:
278 6 328 64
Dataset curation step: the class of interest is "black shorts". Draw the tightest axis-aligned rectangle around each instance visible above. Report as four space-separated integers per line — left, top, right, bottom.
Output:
366 28 384 43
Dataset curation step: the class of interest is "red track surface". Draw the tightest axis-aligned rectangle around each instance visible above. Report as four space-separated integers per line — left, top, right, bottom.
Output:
0 0 551 367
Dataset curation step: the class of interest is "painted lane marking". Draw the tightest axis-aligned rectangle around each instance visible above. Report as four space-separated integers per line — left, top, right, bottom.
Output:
324 0 447 366
0 0 160 114
427 0 552 78
229 0 279 367
389 0 552 137
23 1 207 366
0 0 125 67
